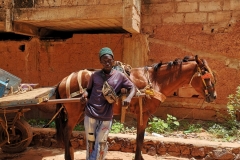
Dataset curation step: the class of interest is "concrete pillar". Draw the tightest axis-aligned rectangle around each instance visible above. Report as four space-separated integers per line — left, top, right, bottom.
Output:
123 0 141 34
123 34 149 68
4 0 13 32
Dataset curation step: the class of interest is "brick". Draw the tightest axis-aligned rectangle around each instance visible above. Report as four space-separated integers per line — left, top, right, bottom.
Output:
232 11 240 22
35 0 61 7
61 0 81 6
153 3 175 14
223 0 231 10
228 0 240 10
141 25 155 35
142 0 173 4
199 1 222 12
178 86 199 97
142 4 154 15
187 0 214 1
142 15 152 24
150 15 162 24
193 109 216 121
185 12 207 23
162 13 184 24
208 11 231 23
100 0 122 5
177 2 198 13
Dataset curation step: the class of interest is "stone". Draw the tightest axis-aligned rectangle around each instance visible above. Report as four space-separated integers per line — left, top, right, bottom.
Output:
191 147 205 157
211 149 234 160
148 146 157 156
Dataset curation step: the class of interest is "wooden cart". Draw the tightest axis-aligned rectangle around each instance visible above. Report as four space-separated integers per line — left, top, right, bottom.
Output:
0 87 57 153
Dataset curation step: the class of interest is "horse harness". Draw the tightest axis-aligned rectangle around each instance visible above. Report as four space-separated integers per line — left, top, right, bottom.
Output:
188 60 215 99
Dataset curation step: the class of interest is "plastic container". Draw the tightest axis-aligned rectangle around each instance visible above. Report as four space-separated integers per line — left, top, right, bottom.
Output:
0 68 21 95
0 80 8 97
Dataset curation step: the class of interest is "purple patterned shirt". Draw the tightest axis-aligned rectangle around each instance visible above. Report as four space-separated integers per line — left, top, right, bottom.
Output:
85 69 134 121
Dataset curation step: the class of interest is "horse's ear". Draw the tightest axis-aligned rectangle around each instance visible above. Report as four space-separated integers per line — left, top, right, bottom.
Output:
195 55 203 65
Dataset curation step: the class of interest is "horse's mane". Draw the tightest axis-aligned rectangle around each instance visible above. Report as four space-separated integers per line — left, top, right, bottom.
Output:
152 56 195 72
151 56 217 84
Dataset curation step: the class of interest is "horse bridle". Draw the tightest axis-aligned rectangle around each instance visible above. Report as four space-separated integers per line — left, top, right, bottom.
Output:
189 59 215 98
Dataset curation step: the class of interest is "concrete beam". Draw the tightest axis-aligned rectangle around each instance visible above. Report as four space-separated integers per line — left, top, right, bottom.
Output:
12 22 52 37
123 0 141 33
12 22 39 36
13 4 123 21
5 8 12 32
123 34 149 67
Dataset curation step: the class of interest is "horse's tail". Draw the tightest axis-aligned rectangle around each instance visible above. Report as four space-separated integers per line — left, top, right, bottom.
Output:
55 83 66 145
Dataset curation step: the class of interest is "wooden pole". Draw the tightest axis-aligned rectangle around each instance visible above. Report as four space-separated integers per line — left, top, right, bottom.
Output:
139 97 143 125
121 95 128 123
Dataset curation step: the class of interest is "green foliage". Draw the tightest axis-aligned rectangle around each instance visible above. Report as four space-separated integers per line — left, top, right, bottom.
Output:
28 119 83 130
166 114 180 131
146 114 179 134
74 124 85 131
207 86 240 141
28 119 53 127
183 123 202 134
110 120 125 133
146 117 168 133
124 126 136 134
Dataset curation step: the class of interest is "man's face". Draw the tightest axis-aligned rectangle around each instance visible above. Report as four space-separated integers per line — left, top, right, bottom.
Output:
100 54 114 71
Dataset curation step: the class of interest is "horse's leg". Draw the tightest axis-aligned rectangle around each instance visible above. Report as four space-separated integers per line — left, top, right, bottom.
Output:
64 103 83 160
135 112 149 160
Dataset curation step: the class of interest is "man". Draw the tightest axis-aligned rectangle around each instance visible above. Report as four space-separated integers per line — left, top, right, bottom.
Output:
80 47 136 160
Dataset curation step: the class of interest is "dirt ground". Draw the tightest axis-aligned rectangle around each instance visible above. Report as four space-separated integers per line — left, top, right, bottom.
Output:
0 147 189 160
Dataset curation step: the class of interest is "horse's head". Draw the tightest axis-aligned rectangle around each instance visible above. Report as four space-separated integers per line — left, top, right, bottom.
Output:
190 55 217 103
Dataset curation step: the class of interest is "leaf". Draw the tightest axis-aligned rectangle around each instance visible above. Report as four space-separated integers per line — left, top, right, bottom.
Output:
174 121 180 126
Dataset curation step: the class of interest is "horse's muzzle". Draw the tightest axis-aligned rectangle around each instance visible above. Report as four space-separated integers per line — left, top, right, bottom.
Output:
206 92 217 103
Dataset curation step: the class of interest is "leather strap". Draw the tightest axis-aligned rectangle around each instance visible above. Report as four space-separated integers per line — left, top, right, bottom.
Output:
66 72 74 98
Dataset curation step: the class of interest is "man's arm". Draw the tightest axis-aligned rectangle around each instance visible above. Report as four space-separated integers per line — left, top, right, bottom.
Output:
80 73 94 104
122 86 136 106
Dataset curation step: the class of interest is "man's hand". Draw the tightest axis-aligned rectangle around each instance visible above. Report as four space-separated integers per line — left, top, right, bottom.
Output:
122 97 131 107
80 91 88 104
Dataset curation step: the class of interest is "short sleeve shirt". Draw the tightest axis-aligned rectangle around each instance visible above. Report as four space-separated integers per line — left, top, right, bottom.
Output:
85 69 134 121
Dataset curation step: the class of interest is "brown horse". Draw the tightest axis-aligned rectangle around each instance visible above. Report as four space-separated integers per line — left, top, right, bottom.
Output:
55 55 217 160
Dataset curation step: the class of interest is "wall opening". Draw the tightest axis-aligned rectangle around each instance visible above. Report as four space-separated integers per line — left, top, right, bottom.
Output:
19 44 25 52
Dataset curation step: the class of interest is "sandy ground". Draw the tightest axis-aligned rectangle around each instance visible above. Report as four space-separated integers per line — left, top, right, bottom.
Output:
0 147 190 160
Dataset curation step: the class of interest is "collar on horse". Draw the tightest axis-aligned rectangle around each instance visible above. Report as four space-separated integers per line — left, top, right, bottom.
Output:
143 66 166 102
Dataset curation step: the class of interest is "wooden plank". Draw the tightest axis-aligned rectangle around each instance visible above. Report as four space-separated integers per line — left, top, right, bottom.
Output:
0 87 55 107
121 94 127 123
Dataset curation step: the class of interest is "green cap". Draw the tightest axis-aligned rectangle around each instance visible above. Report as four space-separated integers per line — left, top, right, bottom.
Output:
99 47 114 58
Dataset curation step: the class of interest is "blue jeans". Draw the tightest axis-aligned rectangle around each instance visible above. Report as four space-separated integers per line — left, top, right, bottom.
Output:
84 115 112 160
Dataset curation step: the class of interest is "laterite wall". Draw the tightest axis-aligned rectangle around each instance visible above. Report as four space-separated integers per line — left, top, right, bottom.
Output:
140 0 240 121
0 0 240 121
